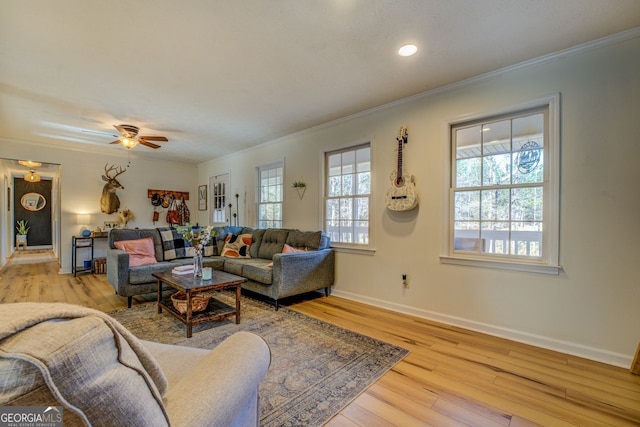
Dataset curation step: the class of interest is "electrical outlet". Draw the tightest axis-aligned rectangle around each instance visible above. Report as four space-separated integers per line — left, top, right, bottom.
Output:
402 274 409 288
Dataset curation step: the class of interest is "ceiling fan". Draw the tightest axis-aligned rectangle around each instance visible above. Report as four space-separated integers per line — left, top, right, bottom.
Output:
110 124 168 149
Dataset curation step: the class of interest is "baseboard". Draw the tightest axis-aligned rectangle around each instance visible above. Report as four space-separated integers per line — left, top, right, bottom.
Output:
331 289 632 369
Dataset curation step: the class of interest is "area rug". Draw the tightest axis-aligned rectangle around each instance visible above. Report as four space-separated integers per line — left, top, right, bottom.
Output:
10 250 56 265
109 292 409 426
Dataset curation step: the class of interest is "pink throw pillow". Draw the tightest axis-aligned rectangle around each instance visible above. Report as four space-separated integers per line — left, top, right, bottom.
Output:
114 237 158 267
282 243 307 253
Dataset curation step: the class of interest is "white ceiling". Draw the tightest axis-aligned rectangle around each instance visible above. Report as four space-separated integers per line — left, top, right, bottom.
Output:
1 1 639 164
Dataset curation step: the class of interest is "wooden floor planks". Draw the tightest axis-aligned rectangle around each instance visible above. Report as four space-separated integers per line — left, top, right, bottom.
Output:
1 250 639 426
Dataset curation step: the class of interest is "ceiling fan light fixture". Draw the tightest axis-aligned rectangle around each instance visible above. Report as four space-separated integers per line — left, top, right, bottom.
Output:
24 170 41 183
121 137 138 149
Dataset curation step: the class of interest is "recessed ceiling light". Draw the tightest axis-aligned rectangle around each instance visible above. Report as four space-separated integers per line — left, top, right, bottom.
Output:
398 44 417 57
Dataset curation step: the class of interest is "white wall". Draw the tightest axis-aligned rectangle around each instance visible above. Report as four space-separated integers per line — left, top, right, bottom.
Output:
0 143 197 273
197 35 640 366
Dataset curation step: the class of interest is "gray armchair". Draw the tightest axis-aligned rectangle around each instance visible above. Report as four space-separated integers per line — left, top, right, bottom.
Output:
0 302 271 426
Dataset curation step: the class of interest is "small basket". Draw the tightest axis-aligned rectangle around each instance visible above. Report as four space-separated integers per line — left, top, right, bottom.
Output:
170 292 210 314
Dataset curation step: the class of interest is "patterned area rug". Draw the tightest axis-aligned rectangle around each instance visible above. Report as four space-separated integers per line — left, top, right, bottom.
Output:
110 292 409 426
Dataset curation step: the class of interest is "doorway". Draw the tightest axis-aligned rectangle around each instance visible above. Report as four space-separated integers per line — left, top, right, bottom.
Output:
14 178 53 248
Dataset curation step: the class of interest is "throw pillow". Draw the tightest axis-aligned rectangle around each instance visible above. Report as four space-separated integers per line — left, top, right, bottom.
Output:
267 243 307 267
282 243 307 253
221 234 252 258
114 237 158 267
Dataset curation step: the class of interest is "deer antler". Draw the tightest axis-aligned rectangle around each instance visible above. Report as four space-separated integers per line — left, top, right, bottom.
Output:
104 163 126 179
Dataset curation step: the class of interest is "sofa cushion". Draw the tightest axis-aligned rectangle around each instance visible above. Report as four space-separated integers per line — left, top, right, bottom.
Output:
221 234 252 258
223 258 248 276
285 230 323 250
129 261 177 284
241 260 274 285
247 229 265 259
258 229 289 260
114 237 158 267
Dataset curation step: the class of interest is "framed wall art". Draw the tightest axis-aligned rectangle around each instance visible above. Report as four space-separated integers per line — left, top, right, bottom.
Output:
198 185 207 211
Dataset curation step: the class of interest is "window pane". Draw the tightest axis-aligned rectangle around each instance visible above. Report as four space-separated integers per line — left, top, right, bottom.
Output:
482 120 511 155
456 126 481 160
342 174 355 196
328 153 341 175
327 176 340 196
482 221 510 254
356 148 370 172
454 191 480 221
342 151 355 175
454 222 481 251
511 222 542 257
482 153 511 186
355 197 369 220
481 189 510 221
354 220 369 244
357 171 370 194
339 197 353 220
456 157 481 188
511 187 543 221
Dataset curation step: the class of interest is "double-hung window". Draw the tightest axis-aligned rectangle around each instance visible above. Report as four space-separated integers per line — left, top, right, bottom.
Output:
324 143 371 247
257 161 283 228
445 95 560 273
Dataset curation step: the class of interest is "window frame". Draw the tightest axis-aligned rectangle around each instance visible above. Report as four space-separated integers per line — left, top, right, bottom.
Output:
441 94 561 274
322 141 374 252
256 160 284 229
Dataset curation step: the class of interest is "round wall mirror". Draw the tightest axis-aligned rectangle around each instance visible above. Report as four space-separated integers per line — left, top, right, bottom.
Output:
21 192 46 211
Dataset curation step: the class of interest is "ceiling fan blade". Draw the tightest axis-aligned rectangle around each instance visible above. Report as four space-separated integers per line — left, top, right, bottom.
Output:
114 124 139 138
113 124 127 135
139 136 168 142
109 139 121 144
139 140 161 149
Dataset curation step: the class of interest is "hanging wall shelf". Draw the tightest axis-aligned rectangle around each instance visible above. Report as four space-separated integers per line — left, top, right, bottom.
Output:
147 189 189 200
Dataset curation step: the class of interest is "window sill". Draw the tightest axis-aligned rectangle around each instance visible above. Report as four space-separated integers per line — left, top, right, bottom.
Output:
331 245 376 256
440 255 562 275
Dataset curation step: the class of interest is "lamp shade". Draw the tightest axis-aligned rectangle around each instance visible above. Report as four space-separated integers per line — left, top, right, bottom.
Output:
77 214 91 225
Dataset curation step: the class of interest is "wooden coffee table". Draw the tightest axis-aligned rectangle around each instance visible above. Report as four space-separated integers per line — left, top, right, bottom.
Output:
153 270 247 338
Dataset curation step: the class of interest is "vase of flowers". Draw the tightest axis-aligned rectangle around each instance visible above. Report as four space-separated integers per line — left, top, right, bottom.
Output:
118 209 134 228
175 223 215 277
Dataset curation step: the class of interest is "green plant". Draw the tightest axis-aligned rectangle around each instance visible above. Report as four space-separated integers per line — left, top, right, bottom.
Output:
16 220 30 235
292 180 306 188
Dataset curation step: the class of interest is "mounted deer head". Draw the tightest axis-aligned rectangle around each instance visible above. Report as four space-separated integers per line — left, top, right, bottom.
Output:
100 163 126 214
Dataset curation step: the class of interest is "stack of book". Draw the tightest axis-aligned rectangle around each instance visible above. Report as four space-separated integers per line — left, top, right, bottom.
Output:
94 258 107 274
172 265 194 275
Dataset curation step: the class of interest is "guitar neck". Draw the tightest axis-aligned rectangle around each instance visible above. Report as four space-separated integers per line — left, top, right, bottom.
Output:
395 138 404 185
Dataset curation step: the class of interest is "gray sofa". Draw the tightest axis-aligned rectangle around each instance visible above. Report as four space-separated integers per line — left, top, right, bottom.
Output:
0 302 270 426
107 226 334 309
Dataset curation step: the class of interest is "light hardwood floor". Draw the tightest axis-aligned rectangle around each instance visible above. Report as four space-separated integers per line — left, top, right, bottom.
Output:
2 252 639 426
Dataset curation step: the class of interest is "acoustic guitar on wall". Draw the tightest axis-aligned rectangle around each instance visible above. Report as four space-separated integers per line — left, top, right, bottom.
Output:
385 126 418 211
